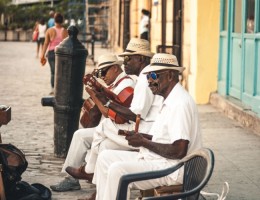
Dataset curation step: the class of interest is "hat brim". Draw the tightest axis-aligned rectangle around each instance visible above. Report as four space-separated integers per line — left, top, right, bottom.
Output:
118 51 154 58
98 60 123 70
142 65 185 74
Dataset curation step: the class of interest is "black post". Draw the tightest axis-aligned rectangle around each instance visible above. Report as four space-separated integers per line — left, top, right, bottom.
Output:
123 0 130 50
42 26 88 158
161 0 166 49
4 19 8 41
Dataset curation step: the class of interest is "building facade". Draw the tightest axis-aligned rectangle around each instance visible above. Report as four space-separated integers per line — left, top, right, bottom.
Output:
107 0 259 117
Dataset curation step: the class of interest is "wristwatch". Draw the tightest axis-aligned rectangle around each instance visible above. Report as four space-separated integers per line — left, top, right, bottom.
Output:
104 100 111 108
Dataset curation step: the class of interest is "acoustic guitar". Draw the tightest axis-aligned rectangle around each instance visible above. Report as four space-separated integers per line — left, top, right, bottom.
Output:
80 74 134 128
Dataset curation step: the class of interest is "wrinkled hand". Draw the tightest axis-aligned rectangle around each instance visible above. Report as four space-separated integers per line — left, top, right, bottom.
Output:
125 131 144 147
83 74 102 91
85 86 96 98
85 86 108 104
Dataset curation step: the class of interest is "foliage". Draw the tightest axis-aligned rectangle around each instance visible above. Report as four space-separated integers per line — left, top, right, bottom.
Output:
0 0 11 13
0 0 86 31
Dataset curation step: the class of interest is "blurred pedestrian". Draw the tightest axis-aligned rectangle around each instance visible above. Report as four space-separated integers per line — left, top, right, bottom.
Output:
40 13 68 95
140 9 150 40
47 10 55 28
36 19 47 58
32 21 39 57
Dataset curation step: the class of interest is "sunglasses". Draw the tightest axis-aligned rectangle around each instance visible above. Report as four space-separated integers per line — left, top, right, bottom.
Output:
123 56 131 64
100 66 112 77
146 71 169 80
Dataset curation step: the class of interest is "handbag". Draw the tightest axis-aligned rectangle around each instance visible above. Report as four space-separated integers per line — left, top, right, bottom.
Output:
32 30 39 41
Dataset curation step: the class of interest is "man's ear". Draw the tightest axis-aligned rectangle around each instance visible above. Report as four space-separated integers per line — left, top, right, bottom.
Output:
113 65 123 73
112 65 118 72
169 70 179 81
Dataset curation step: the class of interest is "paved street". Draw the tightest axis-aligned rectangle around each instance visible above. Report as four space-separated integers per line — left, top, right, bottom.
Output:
0 41 260 200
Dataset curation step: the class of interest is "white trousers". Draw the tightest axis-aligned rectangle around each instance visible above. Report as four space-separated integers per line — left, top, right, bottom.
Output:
84 118 139 173
61 128 94 173
85 118 154 174
84 137 134 173
93 150 182 200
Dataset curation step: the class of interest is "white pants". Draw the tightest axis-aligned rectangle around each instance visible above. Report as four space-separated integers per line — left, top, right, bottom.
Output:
85 118 153 173
61 128 94 173
93 150 182 200
84 137 134 173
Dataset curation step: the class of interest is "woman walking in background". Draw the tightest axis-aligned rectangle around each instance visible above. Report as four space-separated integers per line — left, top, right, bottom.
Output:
40 13 68 95
37 19 47 58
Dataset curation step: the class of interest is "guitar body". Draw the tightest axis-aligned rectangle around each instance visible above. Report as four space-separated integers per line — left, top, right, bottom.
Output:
116 87 134 107
109 86 134 124
80 98 102 128
81 74 134 126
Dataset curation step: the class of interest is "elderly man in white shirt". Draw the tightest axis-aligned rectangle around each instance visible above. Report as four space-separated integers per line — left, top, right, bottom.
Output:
92 53 202 200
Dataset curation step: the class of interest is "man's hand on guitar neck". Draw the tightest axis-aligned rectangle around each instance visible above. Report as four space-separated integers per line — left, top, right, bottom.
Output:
83 74 103 91
85 86 109 117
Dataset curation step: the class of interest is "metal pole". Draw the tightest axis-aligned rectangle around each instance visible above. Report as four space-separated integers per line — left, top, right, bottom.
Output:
161 0 166 50
123 0 130 50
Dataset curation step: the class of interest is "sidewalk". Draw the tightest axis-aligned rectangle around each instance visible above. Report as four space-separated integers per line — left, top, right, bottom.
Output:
0 41 260 200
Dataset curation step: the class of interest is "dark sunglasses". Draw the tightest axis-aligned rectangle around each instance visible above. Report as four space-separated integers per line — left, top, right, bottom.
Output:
100 66 112 77
124 56 131 63
146 71 168 80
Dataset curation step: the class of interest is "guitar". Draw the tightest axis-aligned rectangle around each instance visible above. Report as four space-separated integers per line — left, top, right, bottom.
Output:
80 97 102 128
80 73 134 127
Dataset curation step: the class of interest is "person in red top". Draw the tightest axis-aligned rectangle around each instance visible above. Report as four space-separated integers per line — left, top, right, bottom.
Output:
40 12 68 95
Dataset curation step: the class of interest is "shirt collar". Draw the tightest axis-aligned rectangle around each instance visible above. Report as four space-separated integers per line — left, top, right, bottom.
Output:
163 82 182 107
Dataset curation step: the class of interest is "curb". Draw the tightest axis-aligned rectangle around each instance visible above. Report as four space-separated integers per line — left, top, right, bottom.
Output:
209 92 260 136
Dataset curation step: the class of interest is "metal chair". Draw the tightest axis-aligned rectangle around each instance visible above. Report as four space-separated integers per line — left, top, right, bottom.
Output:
116 148 214 200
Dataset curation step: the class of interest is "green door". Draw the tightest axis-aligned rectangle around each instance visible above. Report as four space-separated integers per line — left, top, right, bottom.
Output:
218 0 260 116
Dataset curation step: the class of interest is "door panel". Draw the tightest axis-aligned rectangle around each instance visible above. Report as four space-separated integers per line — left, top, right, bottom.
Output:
229 35 242 99
243 39 255 95
218 35 228 95
247 39 260 114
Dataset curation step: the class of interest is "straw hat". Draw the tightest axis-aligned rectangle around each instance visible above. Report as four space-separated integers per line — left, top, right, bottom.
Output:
118 38 154 58
142 53 185 73
97 54 123 70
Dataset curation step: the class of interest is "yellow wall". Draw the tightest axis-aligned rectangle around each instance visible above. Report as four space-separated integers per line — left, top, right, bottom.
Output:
194 0 220 103
150 1 162 53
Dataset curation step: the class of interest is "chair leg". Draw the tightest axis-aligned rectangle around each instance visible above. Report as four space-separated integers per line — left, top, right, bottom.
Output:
199 194 207 200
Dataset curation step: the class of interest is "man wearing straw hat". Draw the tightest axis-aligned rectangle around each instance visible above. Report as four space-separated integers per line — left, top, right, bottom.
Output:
50 53 136 192
65 38 164 199
92 53 202 200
